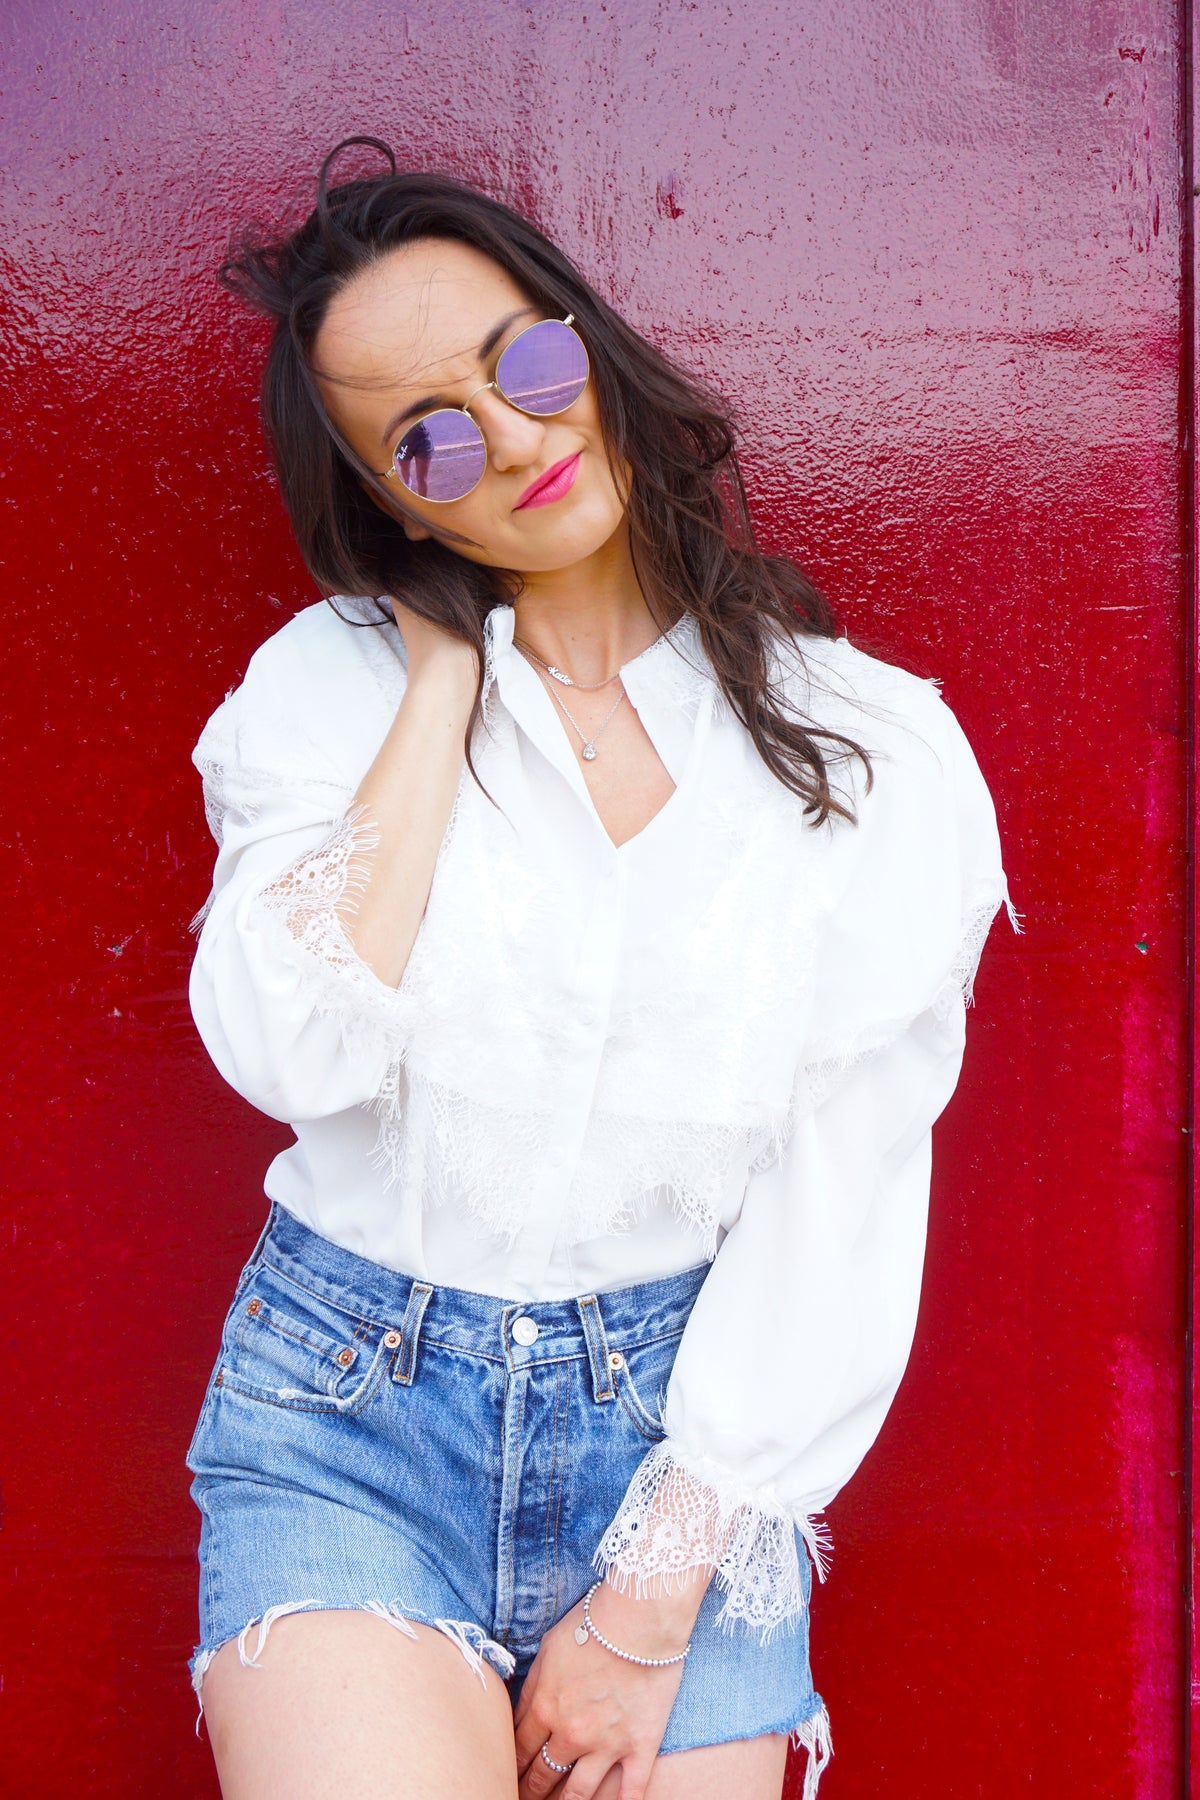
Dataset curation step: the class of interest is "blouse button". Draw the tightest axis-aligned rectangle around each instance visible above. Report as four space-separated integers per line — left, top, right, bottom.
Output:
512 1316 540 1347
547 1149 565 1170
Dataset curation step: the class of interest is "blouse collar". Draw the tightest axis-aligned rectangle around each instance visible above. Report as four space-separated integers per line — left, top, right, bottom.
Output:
484 603 710 704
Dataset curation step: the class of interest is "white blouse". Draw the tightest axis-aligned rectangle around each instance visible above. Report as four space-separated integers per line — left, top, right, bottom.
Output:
189 595 1011 1636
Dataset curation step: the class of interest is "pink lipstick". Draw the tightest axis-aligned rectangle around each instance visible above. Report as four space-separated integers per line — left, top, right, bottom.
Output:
514 452 582 511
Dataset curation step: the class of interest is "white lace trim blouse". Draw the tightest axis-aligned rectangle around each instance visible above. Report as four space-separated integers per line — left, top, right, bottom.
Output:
188 595 1012 1638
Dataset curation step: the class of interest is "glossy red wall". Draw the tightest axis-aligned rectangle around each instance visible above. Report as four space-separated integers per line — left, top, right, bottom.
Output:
0 3 1188 1795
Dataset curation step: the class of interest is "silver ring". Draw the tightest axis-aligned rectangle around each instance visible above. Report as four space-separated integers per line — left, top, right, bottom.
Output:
540 1742 574 1774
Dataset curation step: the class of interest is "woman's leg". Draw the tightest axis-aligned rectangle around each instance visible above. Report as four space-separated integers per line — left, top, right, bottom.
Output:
199 1609 519 1800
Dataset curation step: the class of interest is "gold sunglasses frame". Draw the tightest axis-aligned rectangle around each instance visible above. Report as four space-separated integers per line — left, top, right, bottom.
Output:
375 313 589 502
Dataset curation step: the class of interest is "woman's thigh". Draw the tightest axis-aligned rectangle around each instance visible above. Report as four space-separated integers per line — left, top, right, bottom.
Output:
647 1734 789 1800
583 1734 788 1800
199 1609 519 1800
582 1728 788 1800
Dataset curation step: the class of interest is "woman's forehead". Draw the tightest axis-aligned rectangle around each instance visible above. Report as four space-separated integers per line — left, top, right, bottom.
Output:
315 239 530 395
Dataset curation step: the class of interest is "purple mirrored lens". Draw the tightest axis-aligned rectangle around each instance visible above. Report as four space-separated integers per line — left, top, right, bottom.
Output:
394 409 487 501
496 320 589 416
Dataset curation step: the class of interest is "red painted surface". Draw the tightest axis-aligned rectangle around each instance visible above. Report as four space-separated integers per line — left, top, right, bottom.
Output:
0 3 1188 1795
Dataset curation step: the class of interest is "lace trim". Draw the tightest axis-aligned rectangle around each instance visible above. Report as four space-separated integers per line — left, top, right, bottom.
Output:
245 806 423 1065
369 1070 786 1254
594 1439 832 1642
189 752 357 934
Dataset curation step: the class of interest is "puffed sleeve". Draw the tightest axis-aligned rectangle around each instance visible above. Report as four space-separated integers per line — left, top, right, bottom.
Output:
595 652 1014 1639
188 606 421 1122
595 995 968 1634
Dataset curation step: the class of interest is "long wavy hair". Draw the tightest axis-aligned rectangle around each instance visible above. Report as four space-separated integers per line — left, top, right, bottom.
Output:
219 136 869 822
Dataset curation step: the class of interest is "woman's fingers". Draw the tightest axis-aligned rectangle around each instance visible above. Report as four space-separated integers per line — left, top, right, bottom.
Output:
614 1752 656 1800
512 1656 541 1736
519 1747 613 1800
512 1690 552 1777
516 1737 578 1800
557 1752 611 1800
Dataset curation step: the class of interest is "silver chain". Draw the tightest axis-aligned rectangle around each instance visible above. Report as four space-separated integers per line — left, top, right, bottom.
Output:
540 673 626 761
513 632 665 690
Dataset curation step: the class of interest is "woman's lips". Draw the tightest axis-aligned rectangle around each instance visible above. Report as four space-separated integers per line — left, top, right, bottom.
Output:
514 452 582 510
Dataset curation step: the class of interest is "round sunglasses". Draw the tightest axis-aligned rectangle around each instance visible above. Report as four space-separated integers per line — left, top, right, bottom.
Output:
375 314 590 504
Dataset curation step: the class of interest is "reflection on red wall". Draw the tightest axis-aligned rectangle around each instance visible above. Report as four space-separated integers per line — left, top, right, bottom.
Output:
0 3 1187 1795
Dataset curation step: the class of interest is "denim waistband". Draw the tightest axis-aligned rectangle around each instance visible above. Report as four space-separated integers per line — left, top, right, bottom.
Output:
251 1202 710 1394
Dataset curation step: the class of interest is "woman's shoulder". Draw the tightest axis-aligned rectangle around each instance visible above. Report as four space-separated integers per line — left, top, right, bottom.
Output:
239 594 403 693
774 629 960 750
193 596 404 787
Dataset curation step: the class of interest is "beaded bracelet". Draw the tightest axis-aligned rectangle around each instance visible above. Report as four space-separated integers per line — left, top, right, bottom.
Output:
573 1581 692 1668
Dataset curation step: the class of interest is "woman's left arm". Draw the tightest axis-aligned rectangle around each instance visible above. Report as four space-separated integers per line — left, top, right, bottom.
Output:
512 993 971 1800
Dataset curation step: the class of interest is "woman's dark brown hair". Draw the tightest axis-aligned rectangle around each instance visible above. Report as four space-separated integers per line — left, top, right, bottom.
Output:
220 136 869 822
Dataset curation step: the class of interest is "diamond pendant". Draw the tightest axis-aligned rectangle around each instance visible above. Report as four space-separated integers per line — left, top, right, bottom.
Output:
582 743 597 760
574 1624 589 1645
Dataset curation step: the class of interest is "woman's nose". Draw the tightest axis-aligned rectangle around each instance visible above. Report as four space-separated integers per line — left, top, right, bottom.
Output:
470 389 547 472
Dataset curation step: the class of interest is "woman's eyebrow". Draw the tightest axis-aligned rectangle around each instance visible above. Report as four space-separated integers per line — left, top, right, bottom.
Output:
379 306 539 445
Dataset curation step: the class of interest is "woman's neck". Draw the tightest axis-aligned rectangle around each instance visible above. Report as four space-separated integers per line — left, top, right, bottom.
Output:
509 521 672 683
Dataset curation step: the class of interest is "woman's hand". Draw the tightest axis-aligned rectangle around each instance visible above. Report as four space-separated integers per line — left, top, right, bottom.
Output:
513 1575 709 1800
388 594 480 690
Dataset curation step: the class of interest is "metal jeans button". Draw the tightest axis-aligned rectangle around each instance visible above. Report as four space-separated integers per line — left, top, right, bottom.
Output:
512 1316 540 1347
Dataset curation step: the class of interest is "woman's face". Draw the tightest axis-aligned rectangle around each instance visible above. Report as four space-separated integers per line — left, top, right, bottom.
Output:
313 237 629 576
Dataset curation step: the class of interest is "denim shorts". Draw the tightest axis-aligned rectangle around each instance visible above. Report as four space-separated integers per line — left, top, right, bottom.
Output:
186 1201 830 1773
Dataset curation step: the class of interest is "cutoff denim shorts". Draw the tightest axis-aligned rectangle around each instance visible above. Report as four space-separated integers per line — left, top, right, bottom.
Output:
186 1200 830 1766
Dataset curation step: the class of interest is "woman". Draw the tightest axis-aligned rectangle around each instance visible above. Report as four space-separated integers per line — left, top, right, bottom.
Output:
185 136 1011 1800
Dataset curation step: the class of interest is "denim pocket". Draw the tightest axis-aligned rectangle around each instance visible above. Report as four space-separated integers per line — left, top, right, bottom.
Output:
217 1263 389 1416
612 1331 682 1442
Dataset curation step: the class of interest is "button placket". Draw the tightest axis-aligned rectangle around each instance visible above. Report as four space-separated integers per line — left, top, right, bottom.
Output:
498 855 625 1294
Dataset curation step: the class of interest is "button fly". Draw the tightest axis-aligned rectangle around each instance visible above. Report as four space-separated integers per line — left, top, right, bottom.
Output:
512 1316 540 1347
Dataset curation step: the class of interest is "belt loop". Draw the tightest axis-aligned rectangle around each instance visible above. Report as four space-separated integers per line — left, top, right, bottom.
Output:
234 1202 276 1299
391 1281 434 1386
577 1294 615 1403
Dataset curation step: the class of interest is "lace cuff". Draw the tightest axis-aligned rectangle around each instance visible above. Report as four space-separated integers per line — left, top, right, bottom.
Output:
593 1439 831 1642
245 803 419 1067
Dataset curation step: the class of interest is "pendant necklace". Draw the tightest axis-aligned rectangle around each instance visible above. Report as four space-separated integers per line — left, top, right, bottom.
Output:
514 642 626 760
541 674 626 761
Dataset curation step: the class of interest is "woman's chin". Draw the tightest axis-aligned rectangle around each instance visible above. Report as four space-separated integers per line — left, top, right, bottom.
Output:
502 503 628 576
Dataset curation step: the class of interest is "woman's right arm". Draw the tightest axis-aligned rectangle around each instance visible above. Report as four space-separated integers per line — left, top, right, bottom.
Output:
189 599 478 1123
337 603 479 986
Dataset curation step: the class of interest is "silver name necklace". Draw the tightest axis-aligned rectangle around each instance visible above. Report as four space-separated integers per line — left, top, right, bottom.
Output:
513 630 666 691
513 638 623 690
